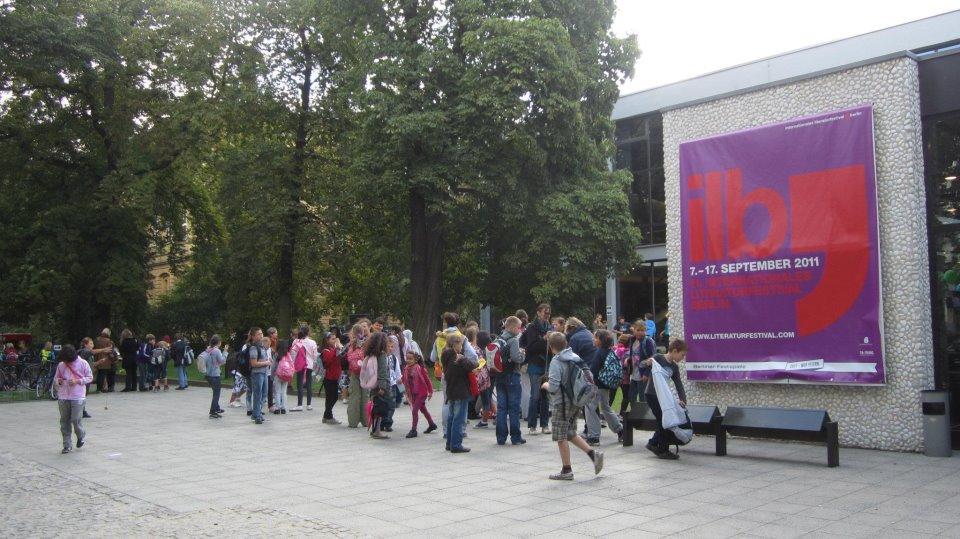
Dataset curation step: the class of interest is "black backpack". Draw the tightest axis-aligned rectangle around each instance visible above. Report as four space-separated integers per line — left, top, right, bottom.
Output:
237 345 253 378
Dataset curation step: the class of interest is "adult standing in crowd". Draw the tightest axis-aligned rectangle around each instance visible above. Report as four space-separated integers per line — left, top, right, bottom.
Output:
118 329 138 392
93 328 116 393
515 310 530 422
203 335 226 419
521 304 552 437
55 345 92 454
320 331 342 424
171 334 188 390
345 323 369 428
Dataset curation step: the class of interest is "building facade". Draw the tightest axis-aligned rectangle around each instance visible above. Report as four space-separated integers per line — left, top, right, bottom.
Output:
608 11 960 450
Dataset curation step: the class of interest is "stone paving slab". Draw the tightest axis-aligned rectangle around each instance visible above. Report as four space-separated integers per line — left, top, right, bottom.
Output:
1 388 959 537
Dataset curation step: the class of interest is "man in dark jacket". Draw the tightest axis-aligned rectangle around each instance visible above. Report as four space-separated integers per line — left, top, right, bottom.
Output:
520 303 552 436
171 335 189 390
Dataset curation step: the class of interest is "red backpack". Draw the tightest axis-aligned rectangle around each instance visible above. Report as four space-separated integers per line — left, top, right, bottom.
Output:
485 337 508 373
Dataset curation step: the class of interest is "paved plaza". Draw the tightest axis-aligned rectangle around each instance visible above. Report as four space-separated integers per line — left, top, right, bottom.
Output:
1 388 959 538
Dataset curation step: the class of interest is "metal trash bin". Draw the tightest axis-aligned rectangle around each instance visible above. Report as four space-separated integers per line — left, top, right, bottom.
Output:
921 390 952 457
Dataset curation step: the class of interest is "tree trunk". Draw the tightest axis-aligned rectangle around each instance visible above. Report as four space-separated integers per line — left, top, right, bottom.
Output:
278 29 314 332
409 188 443 351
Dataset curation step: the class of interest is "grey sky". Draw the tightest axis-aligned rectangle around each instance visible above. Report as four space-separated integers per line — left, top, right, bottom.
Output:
613 1 960 94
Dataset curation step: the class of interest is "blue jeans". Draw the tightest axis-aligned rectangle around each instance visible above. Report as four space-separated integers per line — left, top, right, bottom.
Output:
527 371 549 429
445 399 469 450
250 372 268 420
495 372 523 444
177 366 188 388
137 363 150 389
206 376 221 414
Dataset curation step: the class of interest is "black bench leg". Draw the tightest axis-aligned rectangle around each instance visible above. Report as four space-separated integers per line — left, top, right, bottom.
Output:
622 420 634 447
714 420 727 456
826 421 839 467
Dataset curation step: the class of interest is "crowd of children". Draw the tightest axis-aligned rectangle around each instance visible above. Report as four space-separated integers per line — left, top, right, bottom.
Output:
51 306 688 480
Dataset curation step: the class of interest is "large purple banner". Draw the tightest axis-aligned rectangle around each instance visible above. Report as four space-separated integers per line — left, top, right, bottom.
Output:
679 105 884 384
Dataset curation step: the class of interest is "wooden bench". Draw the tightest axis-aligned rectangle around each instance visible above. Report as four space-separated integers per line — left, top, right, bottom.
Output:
621 402 726 456
721 406 839 467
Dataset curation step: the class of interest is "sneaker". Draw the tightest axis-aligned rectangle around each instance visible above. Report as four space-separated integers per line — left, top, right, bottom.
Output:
617 429 624 443
290 406 303 412
76 438 85 448
175 386 186 390
61 447 72 454
656 449 679 460
82 411 91 419
281 409 287 414
322 418 341 425
512 439 527 445
528 427 540 436
541 427 551 435
272 409 281 415
370 432 389 440
209 413 222 419
451 447 471 453
405 430 417 438
306 405 313 411
645 442 659 455
217 409 225 414
254 418 263 424
592 450 605 475
549 471 573 481
587 438 601 447
424 424 438 434
246 411 253 416
474 421 488 428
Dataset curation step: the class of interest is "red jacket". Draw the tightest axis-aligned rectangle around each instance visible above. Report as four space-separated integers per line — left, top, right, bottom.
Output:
402 363 433 399
321 347 341 381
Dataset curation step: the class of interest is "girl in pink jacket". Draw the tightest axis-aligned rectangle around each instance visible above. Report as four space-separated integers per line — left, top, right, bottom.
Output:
55 345 93 453
402 350 437 438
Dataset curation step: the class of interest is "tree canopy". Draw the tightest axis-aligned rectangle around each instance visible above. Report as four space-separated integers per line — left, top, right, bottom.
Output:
0 0 640 343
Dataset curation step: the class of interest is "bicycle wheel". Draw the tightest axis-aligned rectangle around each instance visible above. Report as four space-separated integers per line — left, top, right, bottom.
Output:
20 364 37 391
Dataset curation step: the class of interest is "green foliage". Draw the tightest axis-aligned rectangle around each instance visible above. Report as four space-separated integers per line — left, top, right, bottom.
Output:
0 0 640 342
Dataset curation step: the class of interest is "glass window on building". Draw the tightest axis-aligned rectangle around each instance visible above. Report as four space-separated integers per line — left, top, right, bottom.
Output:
618 260 669 342
615 113 666 245
924 112 960 448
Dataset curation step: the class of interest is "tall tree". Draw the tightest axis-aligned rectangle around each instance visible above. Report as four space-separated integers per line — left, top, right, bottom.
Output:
0 0 225 338
347 0 639 344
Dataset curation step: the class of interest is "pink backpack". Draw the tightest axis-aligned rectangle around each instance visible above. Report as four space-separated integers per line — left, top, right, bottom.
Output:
291 340 307 373
276 352 294 382
359 355 379 390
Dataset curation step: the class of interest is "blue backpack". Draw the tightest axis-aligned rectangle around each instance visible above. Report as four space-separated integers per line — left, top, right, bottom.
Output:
597 350 623 388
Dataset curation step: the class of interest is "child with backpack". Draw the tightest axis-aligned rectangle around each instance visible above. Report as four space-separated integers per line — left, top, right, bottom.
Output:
150 340 170 392
361 332 391 439
402 350 436 438
542 332 604 480
227 347 248 409
272 339 292 415
614 333 631 413
641 339 688 460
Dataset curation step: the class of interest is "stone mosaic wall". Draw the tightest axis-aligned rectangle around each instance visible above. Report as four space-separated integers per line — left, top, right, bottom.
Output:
663 57 933 451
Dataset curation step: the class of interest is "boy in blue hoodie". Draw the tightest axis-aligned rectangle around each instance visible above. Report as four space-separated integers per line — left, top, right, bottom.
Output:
542 332 604 481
